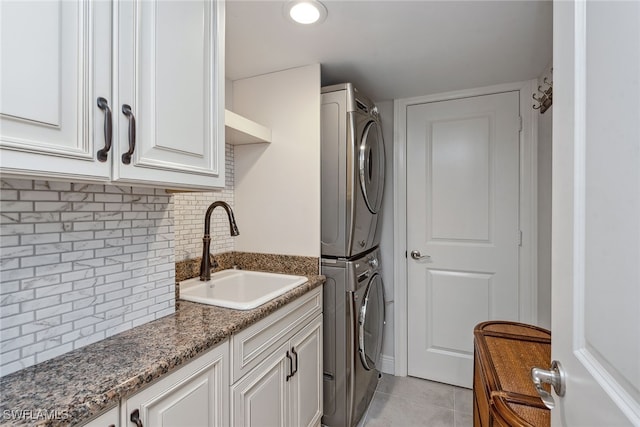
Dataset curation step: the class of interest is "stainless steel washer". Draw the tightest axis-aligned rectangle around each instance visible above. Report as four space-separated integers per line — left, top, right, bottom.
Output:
321 83 385 259
322 249 385 427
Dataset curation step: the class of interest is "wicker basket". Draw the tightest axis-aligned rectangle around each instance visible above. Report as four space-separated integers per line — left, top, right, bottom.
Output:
473 321 551 427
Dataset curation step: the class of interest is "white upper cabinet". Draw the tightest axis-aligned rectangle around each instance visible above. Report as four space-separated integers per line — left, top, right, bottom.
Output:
115 0 225 189
0 0 226 190
0 0 112 181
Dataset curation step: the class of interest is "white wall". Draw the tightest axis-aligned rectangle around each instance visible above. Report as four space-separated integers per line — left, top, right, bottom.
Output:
537 64 553 329
232 65 321 257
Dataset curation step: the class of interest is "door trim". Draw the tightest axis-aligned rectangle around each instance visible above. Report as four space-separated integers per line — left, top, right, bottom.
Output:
393 80 539 377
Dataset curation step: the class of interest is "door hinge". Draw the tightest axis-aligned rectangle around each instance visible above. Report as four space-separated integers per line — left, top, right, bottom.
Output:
519 230 523 246
405 250 408 258
518 116 523 132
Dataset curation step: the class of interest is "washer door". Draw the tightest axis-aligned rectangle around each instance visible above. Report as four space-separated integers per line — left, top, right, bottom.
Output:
358 273 385 370
358 120 385 214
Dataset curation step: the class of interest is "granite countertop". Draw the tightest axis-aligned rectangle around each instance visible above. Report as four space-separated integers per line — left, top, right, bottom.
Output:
0 275 325 427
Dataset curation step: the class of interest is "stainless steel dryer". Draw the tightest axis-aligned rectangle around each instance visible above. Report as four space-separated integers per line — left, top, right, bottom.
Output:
322 249 385 427
321 83 385 259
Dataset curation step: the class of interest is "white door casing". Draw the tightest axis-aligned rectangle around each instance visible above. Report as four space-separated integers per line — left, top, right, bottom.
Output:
406 91 520 388
550 1 639 425
393 81 538 379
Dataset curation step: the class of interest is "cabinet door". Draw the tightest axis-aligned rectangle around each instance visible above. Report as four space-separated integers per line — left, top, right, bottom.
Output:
123 342 229 427
116 0 225 189
231 342 288 427
0 0 112 181
82 406 119 427
288 315 323 427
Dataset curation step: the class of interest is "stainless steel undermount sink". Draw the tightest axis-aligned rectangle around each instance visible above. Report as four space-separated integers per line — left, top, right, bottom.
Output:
179 270 308 310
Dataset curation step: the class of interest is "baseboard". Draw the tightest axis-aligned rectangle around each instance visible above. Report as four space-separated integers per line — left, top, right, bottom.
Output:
379 354 395 375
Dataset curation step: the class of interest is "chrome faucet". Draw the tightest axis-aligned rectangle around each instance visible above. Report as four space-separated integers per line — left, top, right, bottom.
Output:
199 201 239 281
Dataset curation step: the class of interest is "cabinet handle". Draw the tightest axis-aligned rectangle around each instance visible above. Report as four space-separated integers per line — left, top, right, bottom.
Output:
286 351 294 381
121 104 136 165
291 346 298 377
96 97 112 162
130 409 143 427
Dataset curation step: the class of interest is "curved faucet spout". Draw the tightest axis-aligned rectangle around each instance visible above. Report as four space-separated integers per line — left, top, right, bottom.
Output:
199 201 239 281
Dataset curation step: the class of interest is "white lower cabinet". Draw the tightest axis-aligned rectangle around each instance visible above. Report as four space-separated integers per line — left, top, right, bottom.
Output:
231 288 323 427
79 288 322 427
121 340 229 427
82 406 119 427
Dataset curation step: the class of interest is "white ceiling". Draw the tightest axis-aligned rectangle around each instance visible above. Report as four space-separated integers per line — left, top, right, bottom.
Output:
226 0 553 101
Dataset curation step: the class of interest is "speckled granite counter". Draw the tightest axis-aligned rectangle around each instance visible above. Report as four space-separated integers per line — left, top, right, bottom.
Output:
0 275 324 427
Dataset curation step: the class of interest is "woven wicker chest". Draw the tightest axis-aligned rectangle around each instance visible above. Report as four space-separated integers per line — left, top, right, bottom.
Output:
473 321 551 427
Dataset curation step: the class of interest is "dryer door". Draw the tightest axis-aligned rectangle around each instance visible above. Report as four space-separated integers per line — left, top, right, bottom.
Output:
358 273 385 370
358 120 385 214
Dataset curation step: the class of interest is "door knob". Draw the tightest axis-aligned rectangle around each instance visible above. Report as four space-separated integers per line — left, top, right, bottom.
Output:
531 360 566 409
410 250 431 261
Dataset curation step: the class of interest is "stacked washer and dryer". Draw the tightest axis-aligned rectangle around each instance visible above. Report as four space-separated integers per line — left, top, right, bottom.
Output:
320 84 386 427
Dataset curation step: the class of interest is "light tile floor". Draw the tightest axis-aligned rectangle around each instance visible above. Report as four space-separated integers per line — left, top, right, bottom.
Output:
358 375 473 427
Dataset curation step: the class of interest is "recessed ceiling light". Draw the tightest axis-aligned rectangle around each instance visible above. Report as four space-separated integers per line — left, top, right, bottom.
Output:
284 0 327 25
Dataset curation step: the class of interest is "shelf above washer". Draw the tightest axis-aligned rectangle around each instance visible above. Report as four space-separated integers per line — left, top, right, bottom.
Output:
225 109 272 145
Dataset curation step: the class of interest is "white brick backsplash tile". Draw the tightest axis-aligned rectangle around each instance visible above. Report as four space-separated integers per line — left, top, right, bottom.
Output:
1 223 35 236
1 289 35 305
0 190 18 201
35 242 72 255
21 212 61 223
33 180 71 191
35 343 73 364
0 213 20 225
35 304 71 321
21 233 60 245
73 331 105 348
0 258 19 269
60 192 92 202
0 302 20 318
1 201 33 212
132 313 156 328
35 283 72 299
73 183 104 193
1 267 35 282
61 212 93 222
19 294 59 312
1 326 21 342
1 178 175 375
2 334 35 352
34 222 69 233
95 211 123 221
1 280 21 294
1 349 21 364
34 201 73 211
21 253 60 268
35 262 73 276
1 179 33 190
2 312 35 329
73 240 105 250
0 357 34 377
36 323 74 341
20 190 60 201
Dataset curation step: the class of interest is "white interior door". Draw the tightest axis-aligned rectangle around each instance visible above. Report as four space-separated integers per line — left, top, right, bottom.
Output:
406 92 521 388
550 1 639 425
